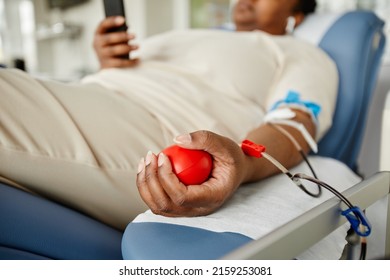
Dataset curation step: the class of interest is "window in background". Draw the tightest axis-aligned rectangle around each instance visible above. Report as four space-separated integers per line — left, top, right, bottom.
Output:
0 0 31 70
47 0 89 10
19 0 36 72
190 0 231 29
0 0 4 65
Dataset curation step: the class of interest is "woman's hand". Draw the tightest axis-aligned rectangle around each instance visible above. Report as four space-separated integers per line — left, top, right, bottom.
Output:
93 16 139 69
136 130 250 217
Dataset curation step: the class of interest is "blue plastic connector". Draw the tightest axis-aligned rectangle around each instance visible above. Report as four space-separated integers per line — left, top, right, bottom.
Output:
341 206 372 237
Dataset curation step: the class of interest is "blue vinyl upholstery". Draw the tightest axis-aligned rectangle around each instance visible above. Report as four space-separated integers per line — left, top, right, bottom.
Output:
122 223 252 260
0 183 122 260
0 11 386 260
316 11 386 171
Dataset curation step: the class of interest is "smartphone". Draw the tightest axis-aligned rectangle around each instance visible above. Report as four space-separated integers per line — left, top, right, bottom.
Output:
103 0 127 33
103 0 129 59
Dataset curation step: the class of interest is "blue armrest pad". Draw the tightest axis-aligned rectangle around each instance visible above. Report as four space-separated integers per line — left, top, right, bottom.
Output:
0 247 51 260
0 183 123 260
122 222 252 260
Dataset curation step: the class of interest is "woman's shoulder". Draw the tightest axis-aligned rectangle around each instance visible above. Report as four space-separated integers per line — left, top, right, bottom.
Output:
275 35 336 66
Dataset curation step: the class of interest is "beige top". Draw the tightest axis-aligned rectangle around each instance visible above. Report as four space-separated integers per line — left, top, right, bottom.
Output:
82 29 338 142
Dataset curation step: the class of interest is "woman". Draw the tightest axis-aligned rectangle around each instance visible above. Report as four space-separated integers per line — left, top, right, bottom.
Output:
0 0 337 230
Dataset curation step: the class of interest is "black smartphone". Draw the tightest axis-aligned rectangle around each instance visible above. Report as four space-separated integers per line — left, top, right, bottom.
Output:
103 0 127 33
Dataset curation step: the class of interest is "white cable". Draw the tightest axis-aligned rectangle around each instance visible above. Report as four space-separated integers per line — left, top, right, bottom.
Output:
266 119 318 153
270 123 302 151
262 152 290 174
286 16 296 34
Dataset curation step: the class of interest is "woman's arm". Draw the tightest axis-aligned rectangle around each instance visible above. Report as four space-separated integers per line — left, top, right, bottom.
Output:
136 108 315 217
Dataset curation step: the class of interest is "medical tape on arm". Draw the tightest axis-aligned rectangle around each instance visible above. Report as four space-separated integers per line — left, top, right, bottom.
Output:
271 90 322 121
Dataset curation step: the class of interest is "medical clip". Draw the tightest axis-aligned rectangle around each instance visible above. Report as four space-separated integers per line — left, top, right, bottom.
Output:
341 206 372 237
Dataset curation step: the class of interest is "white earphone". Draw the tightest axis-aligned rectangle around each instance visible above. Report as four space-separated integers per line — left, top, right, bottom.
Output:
285 16 296 34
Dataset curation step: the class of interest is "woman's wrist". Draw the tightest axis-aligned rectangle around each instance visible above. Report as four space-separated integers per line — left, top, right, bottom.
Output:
239 151 265 184
238 140 283 184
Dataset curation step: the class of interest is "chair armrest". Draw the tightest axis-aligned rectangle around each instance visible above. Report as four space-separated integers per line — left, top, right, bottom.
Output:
380 90 390 171
0 183 123 260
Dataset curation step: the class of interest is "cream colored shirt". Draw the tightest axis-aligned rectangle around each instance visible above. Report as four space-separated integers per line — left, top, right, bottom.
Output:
82 29 338 143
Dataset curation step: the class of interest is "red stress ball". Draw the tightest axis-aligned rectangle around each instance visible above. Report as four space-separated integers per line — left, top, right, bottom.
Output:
162 145 213 185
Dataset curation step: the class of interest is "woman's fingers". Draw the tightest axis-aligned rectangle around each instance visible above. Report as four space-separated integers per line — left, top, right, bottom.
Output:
136 130 246 217
95 16 126 35
93 17 141 69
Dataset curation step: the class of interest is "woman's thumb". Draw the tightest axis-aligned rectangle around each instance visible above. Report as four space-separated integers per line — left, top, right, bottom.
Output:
173 130 220 153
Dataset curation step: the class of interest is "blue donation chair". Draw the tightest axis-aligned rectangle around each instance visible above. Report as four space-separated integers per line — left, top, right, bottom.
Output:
0 10 386 259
